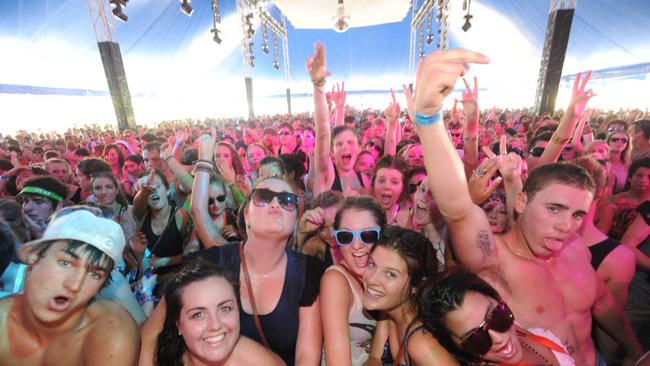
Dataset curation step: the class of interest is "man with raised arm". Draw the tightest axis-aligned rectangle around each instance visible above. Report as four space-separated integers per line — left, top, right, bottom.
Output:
0 207 139 365
308 43 369 198
413 49 643 366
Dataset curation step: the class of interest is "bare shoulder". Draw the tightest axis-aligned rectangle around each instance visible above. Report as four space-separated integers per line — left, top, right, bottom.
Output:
320 266 354 303
407 329 459 366
236 336 286 366
83 300 139 365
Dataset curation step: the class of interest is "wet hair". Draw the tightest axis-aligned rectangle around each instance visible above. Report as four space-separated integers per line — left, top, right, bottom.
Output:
333 196 386 230
371 225 437 317
259 156 286 176
216 142 246 176
418 268 502 363
103 144 126 168
156 259 239 366
280 153 306 190
77 157 111 177
372 155 409 202
523 162 595 200
331 126 360 148
20 175 68 207
29 239 114 288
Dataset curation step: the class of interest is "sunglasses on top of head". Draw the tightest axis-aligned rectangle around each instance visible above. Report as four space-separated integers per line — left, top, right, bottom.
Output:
332 227 381 246
460 300 515 357
251 188 300 212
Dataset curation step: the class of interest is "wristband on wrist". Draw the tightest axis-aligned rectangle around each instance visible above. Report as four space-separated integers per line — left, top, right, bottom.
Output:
415 111 443 126
164 156 174 164
312 78 326 87
196 159 213 165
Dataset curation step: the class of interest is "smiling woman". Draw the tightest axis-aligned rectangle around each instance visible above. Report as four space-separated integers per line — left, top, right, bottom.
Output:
156 259 284 366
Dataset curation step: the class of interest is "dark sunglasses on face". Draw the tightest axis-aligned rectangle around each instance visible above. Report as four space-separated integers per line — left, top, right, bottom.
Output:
208 195 227 205
332 227 381 246
450 132 463 138
609 137 628 144
409 181 423 194
563 146 574 153
278 131 291 136
460 301 515 357
529 146 545 157
251 188 300 212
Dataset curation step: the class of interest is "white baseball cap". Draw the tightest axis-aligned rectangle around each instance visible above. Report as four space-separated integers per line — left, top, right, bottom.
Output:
26 208 125 264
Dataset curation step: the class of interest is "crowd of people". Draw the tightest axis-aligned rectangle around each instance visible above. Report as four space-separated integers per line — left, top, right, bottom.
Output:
0 43 649 366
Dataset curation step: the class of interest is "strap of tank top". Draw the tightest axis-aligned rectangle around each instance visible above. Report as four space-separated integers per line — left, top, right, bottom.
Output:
239 242 272 349
394 324 424 366
338 262 363 289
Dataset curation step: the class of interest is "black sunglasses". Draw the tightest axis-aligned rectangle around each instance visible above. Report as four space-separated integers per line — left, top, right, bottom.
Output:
208 195 227 205
529 146 545 157
608 126 625 133
251 188 300 212
460 301 515 357
278 131 292 136
609 137 628 144
409 181 422 194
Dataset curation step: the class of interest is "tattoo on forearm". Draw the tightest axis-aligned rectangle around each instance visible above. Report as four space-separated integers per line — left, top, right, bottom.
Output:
476 230 493 259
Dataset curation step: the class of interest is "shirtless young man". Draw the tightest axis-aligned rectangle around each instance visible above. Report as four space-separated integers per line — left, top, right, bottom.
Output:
0 207 139 365
412 49 643 366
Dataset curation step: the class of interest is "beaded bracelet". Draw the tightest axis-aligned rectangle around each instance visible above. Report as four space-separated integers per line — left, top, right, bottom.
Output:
415 111 443 126
194 165 214 174
196 159 213 165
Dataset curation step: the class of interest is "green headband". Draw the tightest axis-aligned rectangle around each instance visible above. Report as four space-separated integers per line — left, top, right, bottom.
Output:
19 186 64 202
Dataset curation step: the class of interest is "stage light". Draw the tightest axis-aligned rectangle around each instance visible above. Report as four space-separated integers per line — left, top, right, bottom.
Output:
180 0 193 16
109 0 128 22
262 43 269 54
273 60 280 70
333 0 350 33
211 28 221 44
462 14 472 32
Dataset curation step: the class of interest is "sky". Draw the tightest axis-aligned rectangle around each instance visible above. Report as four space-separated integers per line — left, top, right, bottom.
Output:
1 0 649 133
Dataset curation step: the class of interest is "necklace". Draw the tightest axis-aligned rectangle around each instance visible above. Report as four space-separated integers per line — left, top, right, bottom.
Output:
520 339 552 366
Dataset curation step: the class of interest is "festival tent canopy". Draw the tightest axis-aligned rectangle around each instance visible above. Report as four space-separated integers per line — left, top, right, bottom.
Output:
0 0 648 133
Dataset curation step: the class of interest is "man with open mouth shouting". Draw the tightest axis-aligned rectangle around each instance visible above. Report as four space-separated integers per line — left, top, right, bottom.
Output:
0 206 139 365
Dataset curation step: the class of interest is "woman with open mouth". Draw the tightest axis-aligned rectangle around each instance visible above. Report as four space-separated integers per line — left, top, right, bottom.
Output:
362 225 458 366
321 196 387 365
155 259 284 366
371 155 409 227
132 169 193 294
418 269 575 366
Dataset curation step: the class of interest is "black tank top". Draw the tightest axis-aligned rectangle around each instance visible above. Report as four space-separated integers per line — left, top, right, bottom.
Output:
331 164 366 192
141 207 183 258
588 238 620 270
